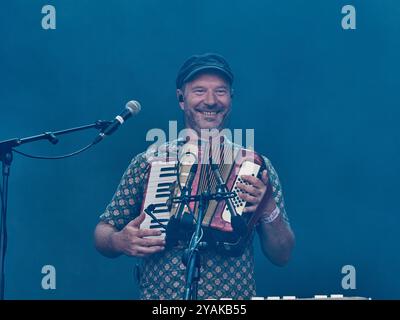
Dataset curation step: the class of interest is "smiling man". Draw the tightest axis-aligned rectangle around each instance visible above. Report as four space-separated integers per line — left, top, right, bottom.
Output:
94 53 295 300
176 55 233 133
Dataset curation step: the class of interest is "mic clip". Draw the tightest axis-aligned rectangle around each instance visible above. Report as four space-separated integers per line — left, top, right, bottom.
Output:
94 120 113 131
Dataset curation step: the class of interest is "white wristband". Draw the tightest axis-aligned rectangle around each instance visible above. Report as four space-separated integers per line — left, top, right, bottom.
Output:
260 206 281 224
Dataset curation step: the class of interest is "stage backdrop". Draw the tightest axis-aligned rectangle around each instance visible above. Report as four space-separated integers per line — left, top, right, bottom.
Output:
0 0 399 299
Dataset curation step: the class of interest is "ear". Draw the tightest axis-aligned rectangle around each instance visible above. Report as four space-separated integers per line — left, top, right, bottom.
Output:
230 88 235 98
176 89 185 110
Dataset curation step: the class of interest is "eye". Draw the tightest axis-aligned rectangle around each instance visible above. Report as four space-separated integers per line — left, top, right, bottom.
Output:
193 88 206 95
215 88 228 96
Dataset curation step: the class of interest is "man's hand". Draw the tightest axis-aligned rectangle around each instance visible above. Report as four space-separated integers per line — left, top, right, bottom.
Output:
237 170 275 214
235 169 295 266
111 213 166 258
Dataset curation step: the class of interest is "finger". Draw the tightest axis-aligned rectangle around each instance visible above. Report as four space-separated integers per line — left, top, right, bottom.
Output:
136 245 165 255
240 175 265 189
238 192 259 204
261 170 269 185
236 182 263 197
136 237 166 247
136 228 163 238
127 212 146 228
242 205 258 213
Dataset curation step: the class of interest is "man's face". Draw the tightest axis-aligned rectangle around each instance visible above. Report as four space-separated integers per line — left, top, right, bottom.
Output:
178 72 232 134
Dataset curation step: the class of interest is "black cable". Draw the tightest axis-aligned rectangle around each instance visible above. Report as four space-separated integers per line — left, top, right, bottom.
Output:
12 142 95 160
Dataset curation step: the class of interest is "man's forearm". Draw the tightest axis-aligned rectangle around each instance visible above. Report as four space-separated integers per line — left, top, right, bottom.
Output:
257 214 295 266
94 221 122 258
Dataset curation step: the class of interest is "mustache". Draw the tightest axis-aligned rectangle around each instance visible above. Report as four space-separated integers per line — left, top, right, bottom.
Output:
195 104 224 112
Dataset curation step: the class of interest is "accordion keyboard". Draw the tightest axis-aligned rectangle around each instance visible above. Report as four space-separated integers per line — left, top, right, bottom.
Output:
140 160 177 239
221 160 261 223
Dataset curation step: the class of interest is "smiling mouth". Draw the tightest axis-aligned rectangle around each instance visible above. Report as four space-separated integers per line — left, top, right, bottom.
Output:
199 111 219 116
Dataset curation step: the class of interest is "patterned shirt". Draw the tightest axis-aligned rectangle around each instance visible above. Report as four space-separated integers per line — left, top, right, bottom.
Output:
99 139 289 300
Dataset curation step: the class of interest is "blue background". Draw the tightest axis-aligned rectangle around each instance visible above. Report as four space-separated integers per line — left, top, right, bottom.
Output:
0 0 399 299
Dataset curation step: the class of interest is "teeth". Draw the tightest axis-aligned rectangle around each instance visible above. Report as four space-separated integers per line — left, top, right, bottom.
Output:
202 111 217 116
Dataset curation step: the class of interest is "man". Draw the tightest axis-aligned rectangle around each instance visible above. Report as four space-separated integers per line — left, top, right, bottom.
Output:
94 53 295 299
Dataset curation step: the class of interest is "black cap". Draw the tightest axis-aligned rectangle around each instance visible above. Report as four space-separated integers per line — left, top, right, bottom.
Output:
176 53 234 89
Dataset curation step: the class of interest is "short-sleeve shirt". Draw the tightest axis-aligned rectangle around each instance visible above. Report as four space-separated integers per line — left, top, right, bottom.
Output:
100 139 289 300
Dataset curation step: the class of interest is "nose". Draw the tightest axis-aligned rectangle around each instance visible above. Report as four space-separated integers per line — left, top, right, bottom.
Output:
204 90 217 106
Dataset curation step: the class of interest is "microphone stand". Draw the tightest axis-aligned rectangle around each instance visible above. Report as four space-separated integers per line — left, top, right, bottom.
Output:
182 190 208 300
0 120 111 300
171 165 236 300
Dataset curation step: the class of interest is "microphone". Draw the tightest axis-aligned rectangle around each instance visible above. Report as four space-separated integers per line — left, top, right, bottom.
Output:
93 100 141 144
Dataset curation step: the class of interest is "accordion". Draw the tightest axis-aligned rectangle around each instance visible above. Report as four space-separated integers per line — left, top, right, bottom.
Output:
140 141 265 255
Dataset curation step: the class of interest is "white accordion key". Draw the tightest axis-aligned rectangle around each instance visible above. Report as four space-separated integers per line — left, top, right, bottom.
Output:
222 161 261 223
141 160 177 239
